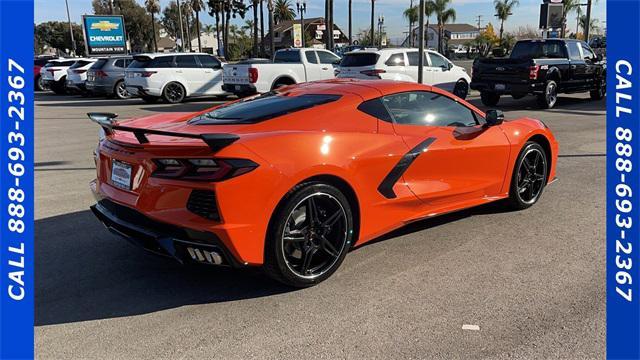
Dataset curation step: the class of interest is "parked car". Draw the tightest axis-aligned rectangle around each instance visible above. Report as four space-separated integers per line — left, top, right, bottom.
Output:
41 58 79 94
34 56 59 91
124 53 227 104
221 48 340 97
470 39 606 109
66 58 98 94
86 56 133 99
88 79 558 287
336 48 471 99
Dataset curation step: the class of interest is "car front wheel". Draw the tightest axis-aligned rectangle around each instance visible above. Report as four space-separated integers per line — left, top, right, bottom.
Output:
162 82 186 103
264 182 354 287
507 141 548 210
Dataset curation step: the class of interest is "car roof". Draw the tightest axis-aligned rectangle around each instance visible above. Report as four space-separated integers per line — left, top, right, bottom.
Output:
344 48 441 56
134 52 213 58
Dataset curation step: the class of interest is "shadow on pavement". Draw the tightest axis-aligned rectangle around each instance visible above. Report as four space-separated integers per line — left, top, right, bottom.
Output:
467 95 606 113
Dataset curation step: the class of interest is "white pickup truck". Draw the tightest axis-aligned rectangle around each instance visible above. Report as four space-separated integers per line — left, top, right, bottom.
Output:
222 48 341 96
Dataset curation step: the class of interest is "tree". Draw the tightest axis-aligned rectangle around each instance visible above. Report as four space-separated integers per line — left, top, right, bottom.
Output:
513 25 541 40
273 0 295 24
560 0 580 38
207 0 223 55
579 15 600 36
93 0 154 52
403 5 418 47
35 21 85 56
192 0 206 52
493 0 518 43
472 23 498 57
145 0 161 52
206 0 246 58
162 1 202 48
433 0 455 53
250 0 260 56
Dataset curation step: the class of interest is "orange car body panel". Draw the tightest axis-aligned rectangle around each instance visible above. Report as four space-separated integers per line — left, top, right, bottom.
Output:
91 79 559 265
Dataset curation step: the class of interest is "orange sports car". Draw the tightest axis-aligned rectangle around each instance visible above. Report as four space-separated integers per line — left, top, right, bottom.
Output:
89 79 558 287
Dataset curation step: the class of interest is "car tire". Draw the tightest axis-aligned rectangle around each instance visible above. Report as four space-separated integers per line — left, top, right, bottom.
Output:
162 82 186 103
480 91 500 106
506 141 548 210
536 80 558 109
35 75 46 91
590 76 606 100
50 77 67 95
452 79 469 99
141 96 159 104
113 80 131 100
263 182 354 288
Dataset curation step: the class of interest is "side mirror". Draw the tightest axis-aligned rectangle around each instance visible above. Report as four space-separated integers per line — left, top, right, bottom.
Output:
485 109 504 126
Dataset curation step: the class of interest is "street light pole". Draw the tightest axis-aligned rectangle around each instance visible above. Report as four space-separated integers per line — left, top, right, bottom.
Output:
584 0 592 41
296 0 307 47
348 0 352 45
64 0 77 56
417 0 424 83
370 0 375 47
378 14 384 48
268 0 275 57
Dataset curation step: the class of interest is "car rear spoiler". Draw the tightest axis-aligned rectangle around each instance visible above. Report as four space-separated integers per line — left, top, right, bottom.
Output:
87 112 239 151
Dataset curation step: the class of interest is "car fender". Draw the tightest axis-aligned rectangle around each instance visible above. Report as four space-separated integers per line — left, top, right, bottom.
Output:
545 66 562 82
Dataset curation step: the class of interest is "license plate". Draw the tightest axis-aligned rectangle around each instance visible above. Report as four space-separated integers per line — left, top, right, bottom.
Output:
111 160 133 190
495 84 506 91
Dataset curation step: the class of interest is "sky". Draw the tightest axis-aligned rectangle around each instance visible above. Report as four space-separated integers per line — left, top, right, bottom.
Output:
35 0 607 43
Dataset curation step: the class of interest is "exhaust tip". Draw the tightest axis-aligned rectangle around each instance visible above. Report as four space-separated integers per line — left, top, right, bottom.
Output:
186 247 223 265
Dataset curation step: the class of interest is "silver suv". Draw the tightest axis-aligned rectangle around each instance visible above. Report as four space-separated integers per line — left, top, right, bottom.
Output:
86 56 133 99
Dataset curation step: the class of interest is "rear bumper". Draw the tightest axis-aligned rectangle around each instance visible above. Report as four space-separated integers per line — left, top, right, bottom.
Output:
470 80 545 95
90 197 245 268
86 81 112 94
222 83 257 95
66 80 86 91
126 84 162 97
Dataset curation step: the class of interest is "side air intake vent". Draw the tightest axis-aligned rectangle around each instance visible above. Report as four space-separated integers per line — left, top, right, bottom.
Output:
186 190 220 221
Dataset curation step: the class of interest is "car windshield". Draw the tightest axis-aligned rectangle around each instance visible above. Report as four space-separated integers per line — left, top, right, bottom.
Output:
273 51 301 63
510 41 567 59
340 53 379 67
69 60 92 69
189 92 342 124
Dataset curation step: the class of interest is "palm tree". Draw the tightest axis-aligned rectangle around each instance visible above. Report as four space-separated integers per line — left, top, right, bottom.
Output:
244 19 255 39
493 0 518 43
433 0 455 53
273 0 295 24
145 0 161 52
203 24 215 35
560 0 579 38
579 15 599 36
191 0 205 52
182 1 193 51
575 5 583 38
424 0 435 47
260 0 265 56
250 0 259 56
403 5 418 46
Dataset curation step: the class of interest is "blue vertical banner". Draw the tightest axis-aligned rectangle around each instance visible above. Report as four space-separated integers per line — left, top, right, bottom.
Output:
607 0 640 359
0 0 35 359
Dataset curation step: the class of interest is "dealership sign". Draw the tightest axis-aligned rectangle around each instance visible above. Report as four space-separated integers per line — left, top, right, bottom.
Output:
82 15 127 56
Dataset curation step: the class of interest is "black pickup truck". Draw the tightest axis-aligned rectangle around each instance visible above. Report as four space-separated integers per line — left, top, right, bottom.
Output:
471 39 606 109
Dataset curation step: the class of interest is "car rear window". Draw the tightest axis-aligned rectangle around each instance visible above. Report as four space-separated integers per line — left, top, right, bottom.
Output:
274 51 301 63
340 53 379 67
91 59 109 69
69 60 92 69
189 93 342 124
46 60 76 67
510 41 567 59
130 55 175 68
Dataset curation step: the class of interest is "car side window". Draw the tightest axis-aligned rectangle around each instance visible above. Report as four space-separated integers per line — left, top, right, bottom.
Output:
197 55 220 68
113 59 125 68
382 91 478 127
428 53 449 69
567 42 582 61
175 55 199 68
305 51 319 64
580 42 596 61
317 50 340 64
385 53 405 66
357 98 393 122
406 51 428 66
150 56 175 68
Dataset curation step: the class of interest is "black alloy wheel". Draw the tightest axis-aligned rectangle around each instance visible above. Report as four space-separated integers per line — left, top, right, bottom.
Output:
537 80 558 109
480 91 500 106
114 80 131 99
162 82 186 103
507 142 548 210
264 182 353 287
453 79 469 99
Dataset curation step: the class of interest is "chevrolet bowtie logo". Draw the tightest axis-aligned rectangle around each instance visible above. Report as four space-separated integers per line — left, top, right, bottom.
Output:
91 21 120 31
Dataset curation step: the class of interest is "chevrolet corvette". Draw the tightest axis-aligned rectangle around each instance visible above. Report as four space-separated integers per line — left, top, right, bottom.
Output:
89 79 558 287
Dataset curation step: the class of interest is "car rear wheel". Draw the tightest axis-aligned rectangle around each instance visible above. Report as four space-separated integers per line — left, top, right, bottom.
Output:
35 75 48 91
480 91 500 106
50 76 67 95
507 141 548 210
114 80 131 99
452 79 469 99
590 76 606 100
537 80 558 109
162 82 186 103
264 182 353 287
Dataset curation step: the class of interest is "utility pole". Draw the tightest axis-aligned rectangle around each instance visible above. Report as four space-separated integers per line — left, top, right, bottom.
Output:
378 15 384 48
177 0 186 52
370 0 375 47
417 0 424 83
475 15 483 31
268 0 275 57
584 0 592 41
348 0 352 45
328 0 334 50
64 0 76 56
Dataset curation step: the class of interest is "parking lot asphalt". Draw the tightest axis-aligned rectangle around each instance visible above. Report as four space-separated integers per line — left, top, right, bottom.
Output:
35 90 605 359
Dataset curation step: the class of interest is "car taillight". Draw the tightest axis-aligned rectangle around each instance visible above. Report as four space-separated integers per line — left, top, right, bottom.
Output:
360 69 386 78
141 71 157 77
529 65 540 80
248 68 258 83
73 69 87 74
95 70 108 78
152 158 258 181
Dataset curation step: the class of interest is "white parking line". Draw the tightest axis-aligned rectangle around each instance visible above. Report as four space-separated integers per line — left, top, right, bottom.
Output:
462 324 480 331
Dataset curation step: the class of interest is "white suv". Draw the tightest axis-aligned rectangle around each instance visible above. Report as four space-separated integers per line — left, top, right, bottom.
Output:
41 58 80 94
66 58 97 94
337 48 471 99
125 53 227 103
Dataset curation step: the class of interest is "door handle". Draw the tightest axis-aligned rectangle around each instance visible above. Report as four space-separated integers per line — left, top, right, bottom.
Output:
322 67 329 70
